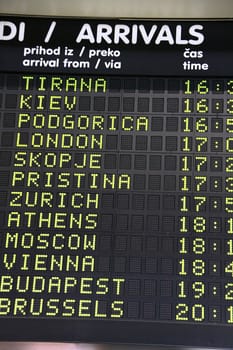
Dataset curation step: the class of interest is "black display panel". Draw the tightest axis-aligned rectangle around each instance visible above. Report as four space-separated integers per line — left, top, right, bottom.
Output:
1 16 233 347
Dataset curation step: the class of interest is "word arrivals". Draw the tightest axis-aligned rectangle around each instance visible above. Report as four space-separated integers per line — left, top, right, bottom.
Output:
75 23 204 45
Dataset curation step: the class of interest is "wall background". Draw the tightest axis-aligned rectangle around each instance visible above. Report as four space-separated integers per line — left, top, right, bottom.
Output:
0 0 233 18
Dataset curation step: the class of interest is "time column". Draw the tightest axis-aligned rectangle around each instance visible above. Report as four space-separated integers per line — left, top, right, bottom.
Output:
176 79 217 323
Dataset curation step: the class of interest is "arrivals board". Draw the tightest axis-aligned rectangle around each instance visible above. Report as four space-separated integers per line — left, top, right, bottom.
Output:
1 17 233 347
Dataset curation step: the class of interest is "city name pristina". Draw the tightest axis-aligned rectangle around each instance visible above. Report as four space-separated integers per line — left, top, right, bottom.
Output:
12 171 131 189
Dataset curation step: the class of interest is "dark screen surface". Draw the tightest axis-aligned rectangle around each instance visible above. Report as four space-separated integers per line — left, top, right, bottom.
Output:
1 16 233 348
